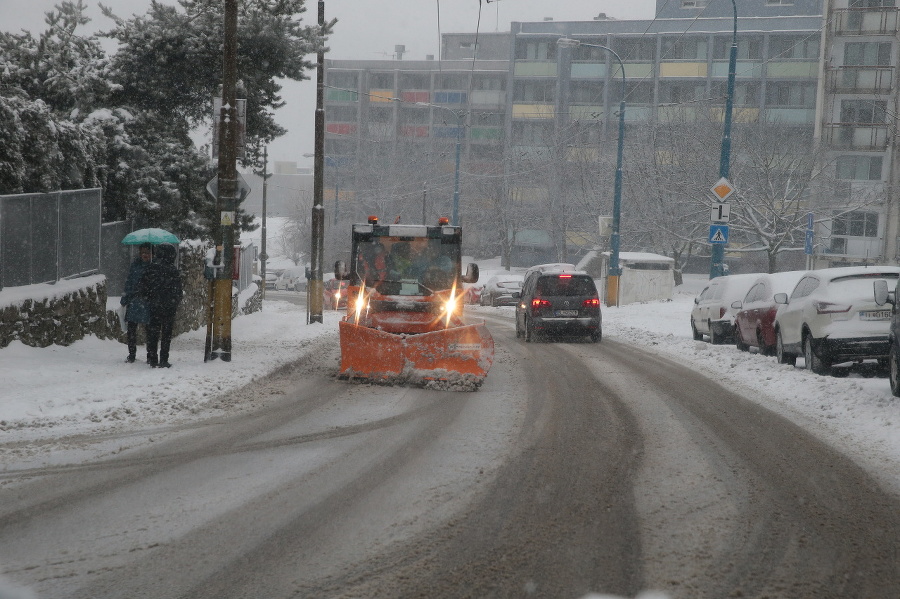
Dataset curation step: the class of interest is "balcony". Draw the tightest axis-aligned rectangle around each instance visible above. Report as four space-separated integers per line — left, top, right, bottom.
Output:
831 7 899 36
827 66 894 94
822 123 891 150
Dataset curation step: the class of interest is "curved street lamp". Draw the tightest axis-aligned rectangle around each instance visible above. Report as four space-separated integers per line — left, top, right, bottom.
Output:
558 38 626 306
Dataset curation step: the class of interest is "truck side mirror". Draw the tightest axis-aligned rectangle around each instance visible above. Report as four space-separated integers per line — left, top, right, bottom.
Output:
874 279 893 307
461 263 479 284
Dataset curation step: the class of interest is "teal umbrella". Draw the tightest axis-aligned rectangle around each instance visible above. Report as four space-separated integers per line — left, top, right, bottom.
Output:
122 228 179 245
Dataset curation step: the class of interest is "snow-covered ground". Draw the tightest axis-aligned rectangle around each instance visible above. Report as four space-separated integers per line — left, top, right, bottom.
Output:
1 271 897 500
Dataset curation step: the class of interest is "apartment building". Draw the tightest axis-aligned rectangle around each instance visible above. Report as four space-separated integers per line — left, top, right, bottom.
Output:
323 1 899 266
816 0 899 266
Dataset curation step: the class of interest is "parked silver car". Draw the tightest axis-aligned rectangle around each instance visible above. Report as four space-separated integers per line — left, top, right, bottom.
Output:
480 274 524 307
774 266 900 375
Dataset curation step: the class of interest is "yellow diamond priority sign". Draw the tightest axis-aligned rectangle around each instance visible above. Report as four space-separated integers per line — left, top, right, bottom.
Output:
711 177 735 201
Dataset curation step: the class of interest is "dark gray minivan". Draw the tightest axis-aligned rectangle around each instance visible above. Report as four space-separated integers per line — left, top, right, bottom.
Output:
514 269 602 342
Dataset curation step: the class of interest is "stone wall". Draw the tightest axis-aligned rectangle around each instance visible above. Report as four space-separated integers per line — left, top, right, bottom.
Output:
0 244 262 349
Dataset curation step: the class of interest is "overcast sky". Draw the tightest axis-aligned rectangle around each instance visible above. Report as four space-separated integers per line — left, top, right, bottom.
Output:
2 0 657 165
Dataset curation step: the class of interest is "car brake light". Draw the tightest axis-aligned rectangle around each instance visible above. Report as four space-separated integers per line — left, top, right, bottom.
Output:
583 298 600 307
719 307 727 319
559 274 572 279
531 298 551 313
814 301 851 314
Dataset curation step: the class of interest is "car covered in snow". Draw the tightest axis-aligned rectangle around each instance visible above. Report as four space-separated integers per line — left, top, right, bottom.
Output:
480 274 525 307
774 266 900 375
731 271 806 355
690 273 759 344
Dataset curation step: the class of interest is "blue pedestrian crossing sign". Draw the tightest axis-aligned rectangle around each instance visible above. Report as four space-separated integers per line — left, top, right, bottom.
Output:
709 224 729 244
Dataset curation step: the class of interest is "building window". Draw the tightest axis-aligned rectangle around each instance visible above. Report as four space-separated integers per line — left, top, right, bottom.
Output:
836 155 883 180
328 105 358 122
512 121 553 145
661 37 708 60
570 81 605 104
713 36 763 60
368 72 394 89
436 74 467 90
515 39 557 61
611 37 657 61
844 41 893 66
840 99 887 123
711 81 760 106
624 81 654 104
658 82 706 105
472 76 506 91
765 82 816 107
832 210 878 237
328 71 358 89
768 35 819 59
849 0 897 7
368 106 393 123
513 80 555 103
399 74 429 90
472 110 504 127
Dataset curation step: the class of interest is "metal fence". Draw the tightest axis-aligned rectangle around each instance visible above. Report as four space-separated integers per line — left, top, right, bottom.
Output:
0 189 103 290
1 188 258 297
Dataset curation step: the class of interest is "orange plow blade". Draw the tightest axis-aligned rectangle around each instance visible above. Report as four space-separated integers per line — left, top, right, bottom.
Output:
338 320 494 390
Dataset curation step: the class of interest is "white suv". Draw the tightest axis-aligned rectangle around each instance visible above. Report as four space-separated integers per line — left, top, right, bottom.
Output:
773 266 900 375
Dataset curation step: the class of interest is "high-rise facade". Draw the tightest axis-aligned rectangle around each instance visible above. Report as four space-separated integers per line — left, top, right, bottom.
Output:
322 2 900 267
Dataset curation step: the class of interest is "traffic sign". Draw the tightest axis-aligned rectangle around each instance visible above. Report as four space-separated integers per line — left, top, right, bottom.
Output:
711 203 731 223
806 212 814 230
709 224 729 244
805 229 814 255
711 177 735 201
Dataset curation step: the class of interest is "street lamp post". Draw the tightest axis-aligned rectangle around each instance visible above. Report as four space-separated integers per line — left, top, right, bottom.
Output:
416 102 463 226
558 38 626 307
710 0 738 279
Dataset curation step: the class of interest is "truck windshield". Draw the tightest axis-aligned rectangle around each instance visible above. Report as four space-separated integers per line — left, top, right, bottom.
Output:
353 236 459 290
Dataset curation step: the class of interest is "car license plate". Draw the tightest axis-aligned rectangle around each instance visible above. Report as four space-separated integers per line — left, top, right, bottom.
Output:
556 310 578 317
860 310 891 320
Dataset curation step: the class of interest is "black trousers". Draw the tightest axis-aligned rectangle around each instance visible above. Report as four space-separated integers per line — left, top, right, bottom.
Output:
126 321 145 359
146 316 175 365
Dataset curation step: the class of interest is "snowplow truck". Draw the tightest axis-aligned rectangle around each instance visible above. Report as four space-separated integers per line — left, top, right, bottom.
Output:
334 216 494 389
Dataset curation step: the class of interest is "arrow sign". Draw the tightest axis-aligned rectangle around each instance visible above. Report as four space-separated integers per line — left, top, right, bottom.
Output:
711 203 731 222
709 224 729 244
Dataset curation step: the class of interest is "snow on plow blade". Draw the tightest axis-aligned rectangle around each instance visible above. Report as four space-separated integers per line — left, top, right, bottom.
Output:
338 320 494 390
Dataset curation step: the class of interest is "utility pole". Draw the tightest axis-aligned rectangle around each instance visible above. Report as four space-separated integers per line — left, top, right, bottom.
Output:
207 0 238 361
260 146 269 300
308 0 326 323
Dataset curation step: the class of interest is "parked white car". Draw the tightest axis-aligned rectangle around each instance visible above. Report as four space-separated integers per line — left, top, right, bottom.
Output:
690 273 759 344
275 266 307 291
773 266 900 375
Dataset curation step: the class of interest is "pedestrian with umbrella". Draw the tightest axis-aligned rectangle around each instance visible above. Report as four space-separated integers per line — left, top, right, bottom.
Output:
121 242 153 363
138 243 183 368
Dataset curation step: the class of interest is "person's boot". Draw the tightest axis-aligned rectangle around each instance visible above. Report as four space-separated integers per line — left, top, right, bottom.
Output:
126 354 136 363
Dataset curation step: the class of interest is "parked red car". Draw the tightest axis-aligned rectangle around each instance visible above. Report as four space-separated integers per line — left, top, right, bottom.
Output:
732 271 805 355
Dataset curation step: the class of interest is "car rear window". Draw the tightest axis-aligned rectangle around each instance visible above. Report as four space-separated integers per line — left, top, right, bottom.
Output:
536 275 596 297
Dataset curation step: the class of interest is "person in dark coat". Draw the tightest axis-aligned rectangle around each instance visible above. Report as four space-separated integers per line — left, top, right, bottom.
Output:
139 243 183 368
121 243 153 363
